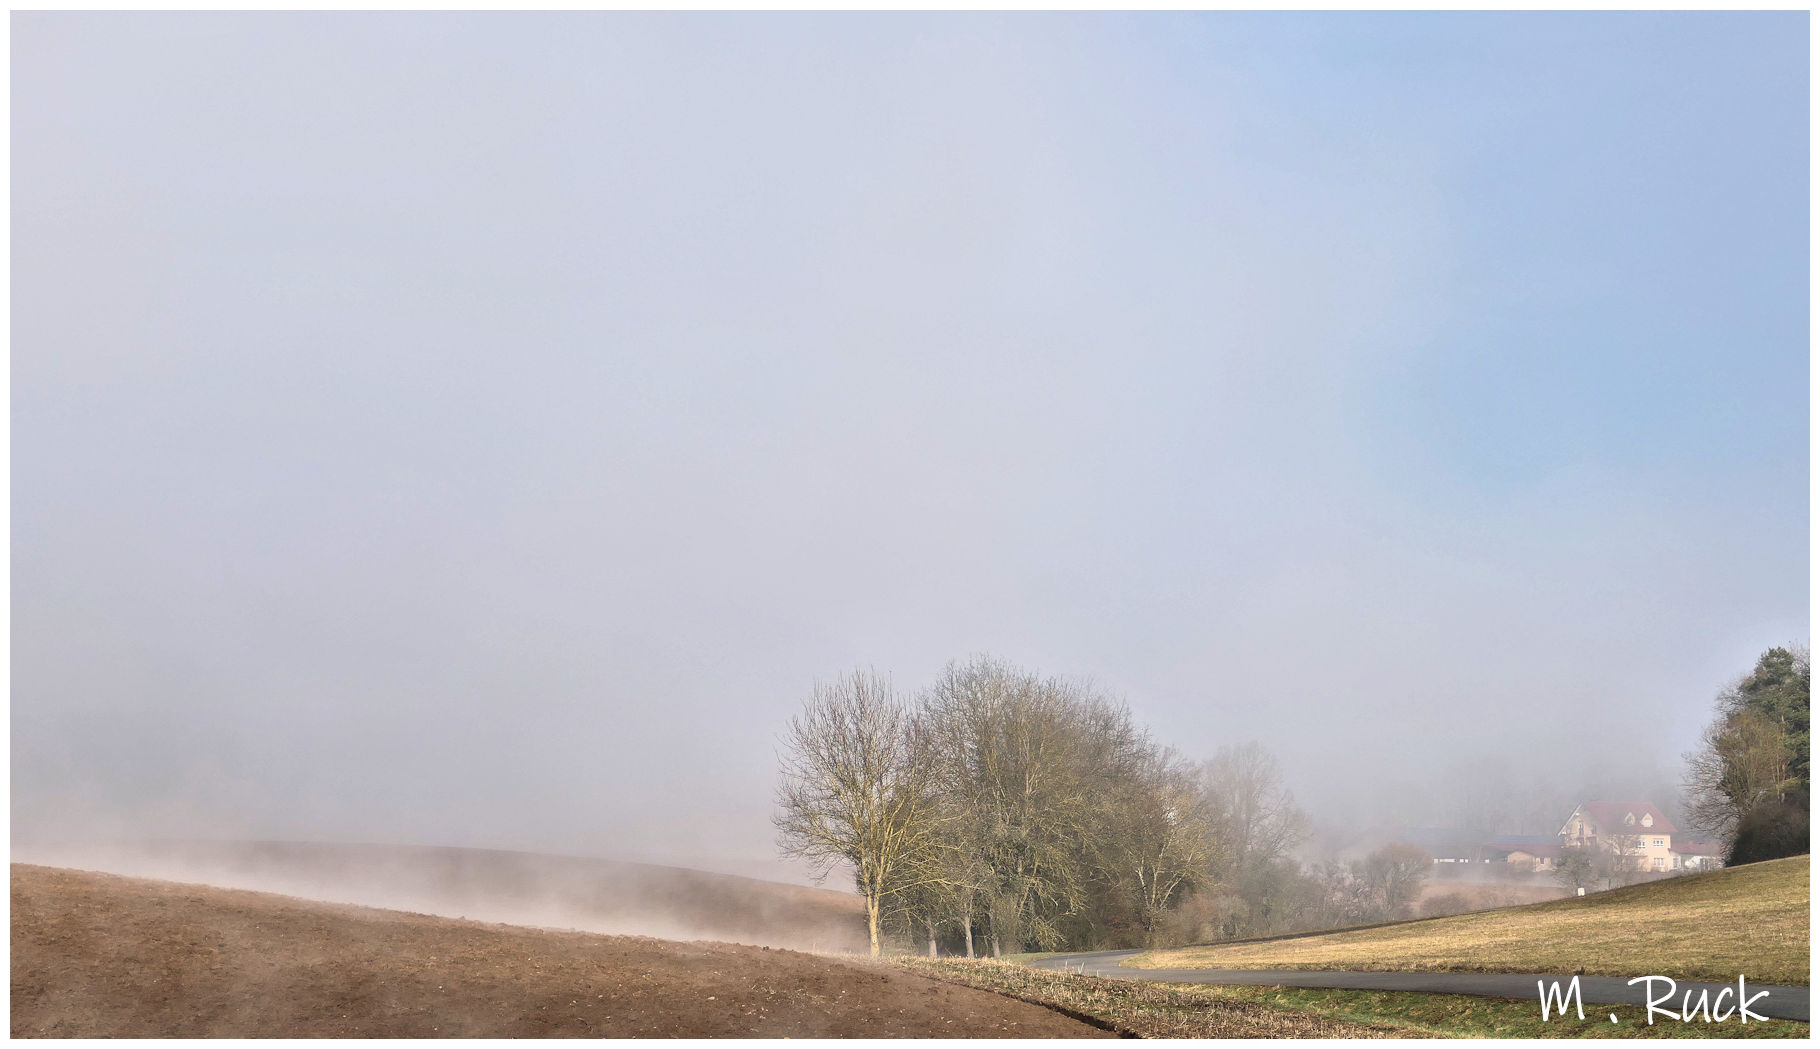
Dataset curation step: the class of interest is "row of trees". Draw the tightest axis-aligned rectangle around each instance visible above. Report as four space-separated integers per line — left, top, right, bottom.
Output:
774 657 1433 957
1683 646 1810 866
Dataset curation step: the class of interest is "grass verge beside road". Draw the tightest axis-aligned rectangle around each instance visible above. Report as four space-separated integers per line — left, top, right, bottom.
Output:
1132 856 1809 986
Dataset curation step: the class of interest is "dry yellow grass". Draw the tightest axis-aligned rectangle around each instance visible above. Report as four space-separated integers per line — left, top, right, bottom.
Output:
1131 856 1809 986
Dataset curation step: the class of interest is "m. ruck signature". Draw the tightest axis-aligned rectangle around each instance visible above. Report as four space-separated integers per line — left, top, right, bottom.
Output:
1539 975 1773 1025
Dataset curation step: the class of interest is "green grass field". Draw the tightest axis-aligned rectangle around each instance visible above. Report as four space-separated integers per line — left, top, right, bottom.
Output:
1131 856 1810 986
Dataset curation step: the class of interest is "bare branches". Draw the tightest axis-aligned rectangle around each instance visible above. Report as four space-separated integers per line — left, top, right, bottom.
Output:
777 656 1318 956
1199 743 1309 883
913 656 1163 954
774 669 949 957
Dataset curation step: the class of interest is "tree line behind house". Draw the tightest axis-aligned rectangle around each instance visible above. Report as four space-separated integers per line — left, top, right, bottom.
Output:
773 656 1437 958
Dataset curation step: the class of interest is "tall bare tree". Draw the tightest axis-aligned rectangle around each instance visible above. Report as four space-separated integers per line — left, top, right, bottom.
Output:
917 657 1151 954
774 669 949 957
1108 747 1215 944
1198 742 1309 936
1200 742 1309 879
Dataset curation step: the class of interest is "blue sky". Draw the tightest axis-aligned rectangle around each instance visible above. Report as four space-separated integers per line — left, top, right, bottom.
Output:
12 13 1808 877
1124 12 1807 492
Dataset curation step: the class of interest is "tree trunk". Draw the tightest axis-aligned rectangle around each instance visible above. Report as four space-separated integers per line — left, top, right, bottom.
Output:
991 930 1001 958
867 895 881 959
963 915 974 959
926 916 937 958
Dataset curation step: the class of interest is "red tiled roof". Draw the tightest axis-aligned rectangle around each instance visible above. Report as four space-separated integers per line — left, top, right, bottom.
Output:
1569 801 1678 836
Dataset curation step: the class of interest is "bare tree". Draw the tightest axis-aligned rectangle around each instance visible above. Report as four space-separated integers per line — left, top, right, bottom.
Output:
774 669 949 957
1358 842 1432 919
1198 742 1310 936
877 722 993 958
917 657 1151 954
1553 844 1595 892
1593 827 1644 890
1683 646 1809 862
914 808 995 958
1200 743 1309 880
1308 859 1374 928
1111 748 1215 944
1686 709 1795 840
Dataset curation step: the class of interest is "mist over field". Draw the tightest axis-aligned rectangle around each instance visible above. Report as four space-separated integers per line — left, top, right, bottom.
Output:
10 840 866 952
13 13 1807 892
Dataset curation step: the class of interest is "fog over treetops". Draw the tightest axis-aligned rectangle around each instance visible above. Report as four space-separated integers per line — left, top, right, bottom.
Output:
13 13 1806 886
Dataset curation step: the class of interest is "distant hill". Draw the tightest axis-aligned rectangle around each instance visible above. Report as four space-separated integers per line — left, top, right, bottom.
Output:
12 840 866 953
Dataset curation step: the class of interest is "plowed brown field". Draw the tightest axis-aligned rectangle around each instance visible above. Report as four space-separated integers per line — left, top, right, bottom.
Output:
11 865 1108 1038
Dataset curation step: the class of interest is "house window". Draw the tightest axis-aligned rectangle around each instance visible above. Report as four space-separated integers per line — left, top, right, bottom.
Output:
1653 857 1665 868
1653 838 1664 847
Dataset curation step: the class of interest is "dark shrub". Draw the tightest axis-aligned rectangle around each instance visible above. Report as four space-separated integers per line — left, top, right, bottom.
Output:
1728 801 1810 865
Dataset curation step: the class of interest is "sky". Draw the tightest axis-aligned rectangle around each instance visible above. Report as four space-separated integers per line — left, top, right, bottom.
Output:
13 13 1808 883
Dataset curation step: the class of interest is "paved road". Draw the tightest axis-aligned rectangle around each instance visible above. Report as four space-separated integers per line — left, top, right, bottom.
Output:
1031 950 1810 1023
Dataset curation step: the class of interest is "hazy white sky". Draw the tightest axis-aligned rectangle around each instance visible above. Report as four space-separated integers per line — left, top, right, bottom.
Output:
13 13 1807 882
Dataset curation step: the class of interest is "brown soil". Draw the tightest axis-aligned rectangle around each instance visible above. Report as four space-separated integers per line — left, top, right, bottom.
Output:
11 864 1110 1038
